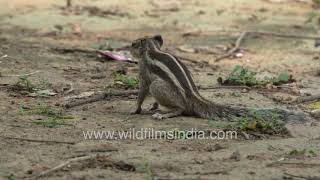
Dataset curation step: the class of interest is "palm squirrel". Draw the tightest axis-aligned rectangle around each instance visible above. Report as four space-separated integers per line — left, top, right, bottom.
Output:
130 35 309 122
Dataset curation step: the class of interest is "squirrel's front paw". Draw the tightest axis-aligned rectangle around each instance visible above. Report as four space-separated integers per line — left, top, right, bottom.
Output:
149 102 159 111
152 113 164 120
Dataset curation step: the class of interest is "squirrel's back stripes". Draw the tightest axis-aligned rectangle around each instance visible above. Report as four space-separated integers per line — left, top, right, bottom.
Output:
146 39 203 100
145 53 186 99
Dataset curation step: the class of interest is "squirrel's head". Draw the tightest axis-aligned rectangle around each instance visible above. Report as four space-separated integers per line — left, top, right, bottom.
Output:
130 35 163 58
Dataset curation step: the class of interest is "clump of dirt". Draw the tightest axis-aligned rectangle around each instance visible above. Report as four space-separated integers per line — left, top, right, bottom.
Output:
70 156 135 172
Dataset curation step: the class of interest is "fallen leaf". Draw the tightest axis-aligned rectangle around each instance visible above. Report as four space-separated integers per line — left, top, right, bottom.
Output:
98 50 137 64
308 101 320 109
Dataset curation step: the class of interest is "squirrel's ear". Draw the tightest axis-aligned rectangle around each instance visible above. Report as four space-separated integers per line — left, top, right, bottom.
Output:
153 35 163 47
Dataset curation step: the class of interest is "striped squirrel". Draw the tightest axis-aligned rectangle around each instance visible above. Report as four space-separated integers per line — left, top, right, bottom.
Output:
130 35 309 122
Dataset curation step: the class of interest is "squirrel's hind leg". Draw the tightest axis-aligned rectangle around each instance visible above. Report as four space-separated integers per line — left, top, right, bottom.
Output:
149 78 185 119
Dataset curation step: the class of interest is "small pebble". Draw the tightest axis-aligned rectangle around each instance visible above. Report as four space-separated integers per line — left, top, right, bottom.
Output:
230 150 241 161
311 109 320 118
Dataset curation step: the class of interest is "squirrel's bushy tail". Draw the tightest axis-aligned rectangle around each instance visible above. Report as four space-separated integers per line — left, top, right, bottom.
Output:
192 97 246 120
192 97 310 122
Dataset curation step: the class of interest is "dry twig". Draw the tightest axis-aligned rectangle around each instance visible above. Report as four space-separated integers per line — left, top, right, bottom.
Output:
295 94 320 103
53 47 97 54
284 172 320 180
267 161 320 168
198 85 250 90
0 71 41 77
34 154 135 179
63 89 139 108
0 135 75 145
183 30 320 40
250 31 320 40
184 30 320 62
215 31 248 62
35 154 98 178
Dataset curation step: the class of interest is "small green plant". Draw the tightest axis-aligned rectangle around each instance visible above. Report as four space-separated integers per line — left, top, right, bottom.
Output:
0 172 15 180
12 76 51 93
305 11 318 23
0 173 16 180
219 65 294 87
288 149 306 157
220 65 259 86
308 149 317 157
313 0 320 6
268 72 293 85
113 73 139 89
37 77 52 90
14 75 36 92
144 160 153 180
7 174 16 180
138 158 153 180
32 118 73 128
229 110 287 135
20 103 74 128
287 149 317 158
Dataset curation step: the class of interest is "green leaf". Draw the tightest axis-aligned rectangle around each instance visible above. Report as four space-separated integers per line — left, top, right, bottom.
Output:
277 73 290 82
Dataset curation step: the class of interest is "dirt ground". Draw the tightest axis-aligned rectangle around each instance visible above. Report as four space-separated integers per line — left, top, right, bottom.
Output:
0 0 320 179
